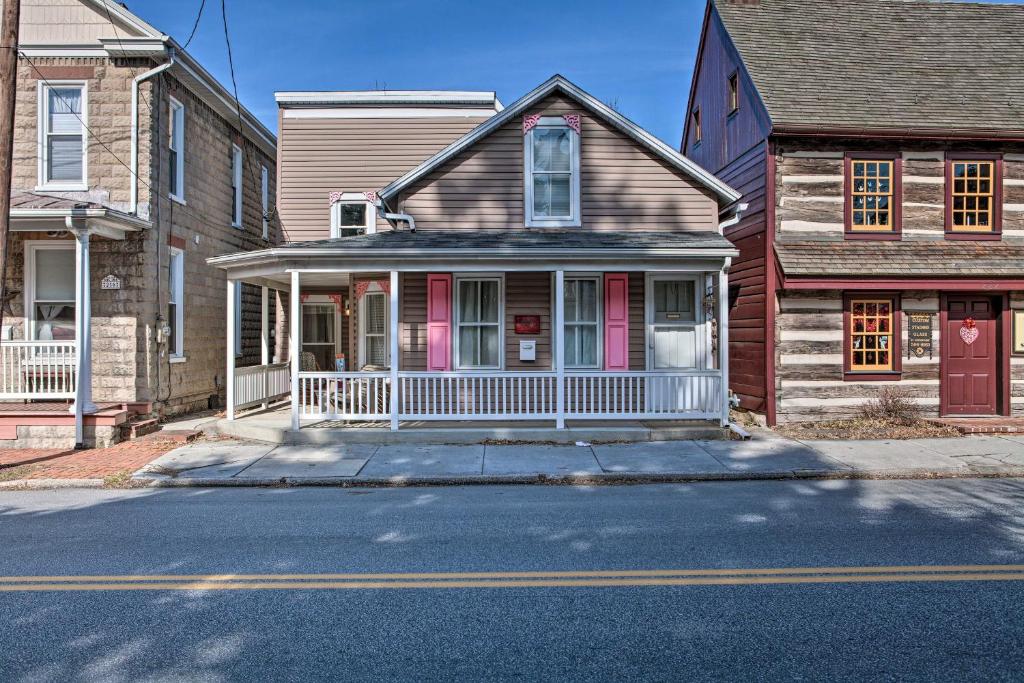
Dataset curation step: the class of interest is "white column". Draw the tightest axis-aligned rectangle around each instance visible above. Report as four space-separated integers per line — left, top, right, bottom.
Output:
70 226 96 447
260 285 269 409
226 278 236 421
389 270 399 431
554 270 565 430
718 264 731 427
290 271 301 431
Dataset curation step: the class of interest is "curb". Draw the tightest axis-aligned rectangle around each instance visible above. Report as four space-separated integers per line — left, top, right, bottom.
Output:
126 466 1024 489
0 478 105 490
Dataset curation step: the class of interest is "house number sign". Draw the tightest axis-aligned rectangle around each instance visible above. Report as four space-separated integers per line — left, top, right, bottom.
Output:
907 312 932 359
101 274 122 290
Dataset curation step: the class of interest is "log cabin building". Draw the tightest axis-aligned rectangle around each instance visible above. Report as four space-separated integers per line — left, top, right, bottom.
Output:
684 0 1024 424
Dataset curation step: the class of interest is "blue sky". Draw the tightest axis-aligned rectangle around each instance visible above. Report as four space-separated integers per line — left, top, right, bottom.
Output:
129 0 709 146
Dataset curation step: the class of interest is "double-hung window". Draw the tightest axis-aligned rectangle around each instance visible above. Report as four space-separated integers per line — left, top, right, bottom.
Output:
947 156 1002 237
455 278 502 369
168 97 185 202
524 117 580 227
845 154 900 237
564 277 600 368
39 83 86 189
360 291 388 368
330 193 375 237
231 144 243 227
260 165 269 239
168 248 184 358
27 244 75 340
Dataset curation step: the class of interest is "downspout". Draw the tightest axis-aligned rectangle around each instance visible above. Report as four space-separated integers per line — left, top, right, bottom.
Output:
376 199 416 232
718 202 748 232
130 49 175 215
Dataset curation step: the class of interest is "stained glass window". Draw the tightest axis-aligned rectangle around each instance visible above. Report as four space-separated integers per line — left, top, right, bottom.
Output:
850 299 894 371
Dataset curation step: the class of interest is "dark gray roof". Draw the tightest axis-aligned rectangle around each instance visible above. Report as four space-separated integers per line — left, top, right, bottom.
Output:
715 0 1024 134
278 229 736 252
776 241 1024 278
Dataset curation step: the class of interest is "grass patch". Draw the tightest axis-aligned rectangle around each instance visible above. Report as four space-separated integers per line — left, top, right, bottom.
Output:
0 465 34 482
102 470 135 488
778 417 961 441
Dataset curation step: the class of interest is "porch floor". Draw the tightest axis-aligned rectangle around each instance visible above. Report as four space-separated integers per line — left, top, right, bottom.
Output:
214 405 728 445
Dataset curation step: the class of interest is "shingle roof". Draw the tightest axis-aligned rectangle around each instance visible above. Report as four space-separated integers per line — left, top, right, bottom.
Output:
278 229 736 252
715 0 1024 134
776 241 1024 278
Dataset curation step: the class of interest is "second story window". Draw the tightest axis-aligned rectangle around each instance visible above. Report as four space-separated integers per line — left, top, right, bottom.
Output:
39 83 86 189
524 116 580 228
947 156 1001 237
691 108 702 145
231 143 243 228
168 97 185 202
728 72 739 114
330 193 375 237
845 155 901 237
261 165 269 239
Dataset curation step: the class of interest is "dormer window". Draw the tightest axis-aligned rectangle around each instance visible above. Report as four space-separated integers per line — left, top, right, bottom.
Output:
524 115 580 228
330 192 377 237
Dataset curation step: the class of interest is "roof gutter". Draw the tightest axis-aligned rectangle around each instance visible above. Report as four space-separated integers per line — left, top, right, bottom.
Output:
130 49 175 215
718 202 749 233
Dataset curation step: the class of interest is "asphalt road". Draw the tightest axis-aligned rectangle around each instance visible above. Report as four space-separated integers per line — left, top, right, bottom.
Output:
1 478 1024 681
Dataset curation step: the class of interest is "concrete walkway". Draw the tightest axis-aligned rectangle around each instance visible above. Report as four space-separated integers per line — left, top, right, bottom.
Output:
134 432 1024 486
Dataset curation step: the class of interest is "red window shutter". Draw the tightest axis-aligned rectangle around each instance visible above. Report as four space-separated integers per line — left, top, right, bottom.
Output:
426 274 452 371
604 273 629 370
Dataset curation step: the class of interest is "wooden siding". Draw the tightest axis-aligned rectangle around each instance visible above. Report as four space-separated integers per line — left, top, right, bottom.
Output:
277 116 487 242
397 93 720 231
19 0 145 44
683 5 772 172
776 290 941 422
505 273 552 370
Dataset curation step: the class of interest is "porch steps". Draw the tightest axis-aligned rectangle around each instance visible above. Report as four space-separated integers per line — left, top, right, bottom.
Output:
127 417 160 440
210 416 728 446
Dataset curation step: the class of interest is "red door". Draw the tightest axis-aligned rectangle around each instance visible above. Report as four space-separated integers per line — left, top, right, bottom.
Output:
942 296 998 415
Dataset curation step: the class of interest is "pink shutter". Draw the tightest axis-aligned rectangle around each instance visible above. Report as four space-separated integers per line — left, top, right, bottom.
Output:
426 274 452 371
604 273 629 370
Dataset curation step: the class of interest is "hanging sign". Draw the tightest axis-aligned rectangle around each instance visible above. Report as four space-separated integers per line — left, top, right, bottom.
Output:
101 274 121 290
907 312 932 359
960 317 979 346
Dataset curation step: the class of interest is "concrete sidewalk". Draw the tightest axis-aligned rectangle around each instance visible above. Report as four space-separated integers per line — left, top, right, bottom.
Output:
133 432 1024 487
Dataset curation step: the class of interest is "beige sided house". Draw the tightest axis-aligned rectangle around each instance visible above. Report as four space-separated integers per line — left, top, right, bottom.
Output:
1 0 278 447
210 76 745 438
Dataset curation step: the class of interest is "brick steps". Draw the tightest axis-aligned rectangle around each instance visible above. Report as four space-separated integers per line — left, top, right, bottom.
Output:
134 428 201 444
128 418 160 440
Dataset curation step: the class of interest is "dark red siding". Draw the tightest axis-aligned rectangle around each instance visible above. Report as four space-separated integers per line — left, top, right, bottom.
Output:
683 2 773 416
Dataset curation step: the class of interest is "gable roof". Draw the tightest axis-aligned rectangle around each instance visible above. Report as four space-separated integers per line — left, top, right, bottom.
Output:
378 75 741 207
714 0 1024 136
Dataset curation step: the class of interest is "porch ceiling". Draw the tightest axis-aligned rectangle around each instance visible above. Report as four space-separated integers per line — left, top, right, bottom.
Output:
209 229 738 280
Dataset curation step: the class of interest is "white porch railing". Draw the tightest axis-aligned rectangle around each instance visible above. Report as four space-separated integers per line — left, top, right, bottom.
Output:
399 372 559 420
294 370 722 422
565 371 722 420
0 341 77 400
233 362 290 410
298 371 391 420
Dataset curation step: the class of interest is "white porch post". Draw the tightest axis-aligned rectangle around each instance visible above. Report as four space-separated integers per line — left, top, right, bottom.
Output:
226 278 236 421
554 270 565 429
69 225 96 447
389 270 399 431
260 284 269 409
718 264 731 427
290 271 301 431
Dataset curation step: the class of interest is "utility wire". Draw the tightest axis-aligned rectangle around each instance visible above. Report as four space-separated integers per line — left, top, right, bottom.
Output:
182 0 208 49
101 3 152 116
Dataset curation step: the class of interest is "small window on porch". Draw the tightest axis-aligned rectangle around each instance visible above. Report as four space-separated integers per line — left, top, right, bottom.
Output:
455 278 502 369
360 291 388 368
565 277 600 368
29 245 75 340
302 302 337 371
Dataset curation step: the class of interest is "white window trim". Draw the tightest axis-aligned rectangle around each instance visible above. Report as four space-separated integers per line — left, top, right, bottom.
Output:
564 275 602 370
260 164 269 239
36 80 88 192
523 116 580 228
358 286 388 369
168 247 185 359
234 281 243 356
644 273 706 372
330 192 377 238
453 274 505 371
168 96 186 204
23 241 76 342
231 143 243 228
301 296 343 370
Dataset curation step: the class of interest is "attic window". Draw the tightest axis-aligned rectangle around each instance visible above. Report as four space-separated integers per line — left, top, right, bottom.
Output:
728 72 739 114
691 108 702 144
524 115 580 228
330 192 377 237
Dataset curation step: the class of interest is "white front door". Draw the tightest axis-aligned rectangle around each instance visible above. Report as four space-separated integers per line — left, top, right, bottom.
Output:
647 276 701 370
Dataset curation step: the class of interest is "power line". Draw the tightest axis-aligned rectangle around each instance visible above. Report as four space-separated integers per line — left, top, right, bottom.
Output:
100 2 152 116
182 0 208 49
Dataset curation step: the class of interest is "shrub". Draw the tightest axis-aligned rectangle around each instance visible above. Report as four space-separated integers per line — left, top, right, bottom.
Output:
858 387 920 424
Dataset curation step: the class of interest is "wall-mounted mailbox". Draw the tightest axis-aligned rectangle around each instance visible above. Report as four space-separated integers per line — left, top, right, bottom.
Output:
519 339 536 362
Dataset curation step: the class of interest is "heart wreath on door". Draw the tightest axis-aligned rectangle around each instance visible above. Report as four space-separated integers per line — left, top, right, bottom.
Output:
960 317 979 345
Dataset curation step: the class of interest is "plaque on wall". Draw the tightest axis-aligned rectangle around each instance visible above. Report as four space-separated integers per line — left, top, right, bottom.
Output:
514 315 540 334
908 312 933 359
101 274 121 290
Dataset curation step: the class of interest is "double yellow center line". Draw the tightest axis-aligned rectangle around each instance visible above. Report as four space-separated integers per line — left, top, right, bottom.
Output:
2 564 1024 592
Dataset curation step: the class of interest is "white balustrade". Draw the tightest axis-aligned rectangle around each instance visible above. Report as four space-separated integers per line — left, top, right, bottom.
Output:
233 362 290 410
398 372 558 420
565 371 722 420
298 372 391 420
0 341 77 399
